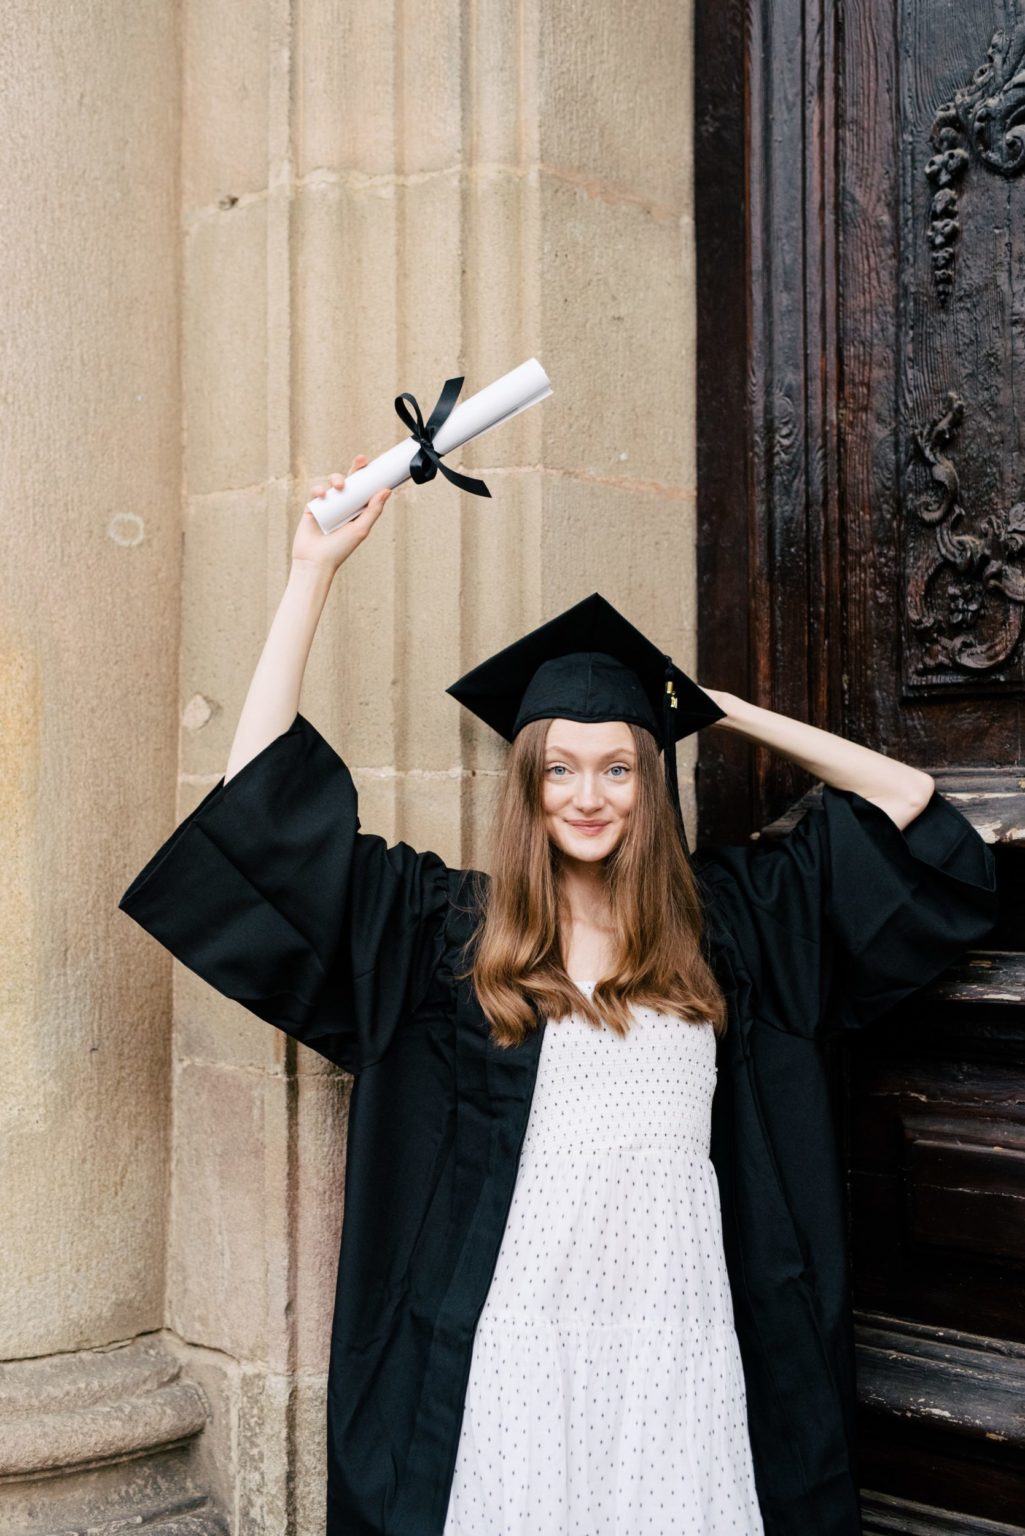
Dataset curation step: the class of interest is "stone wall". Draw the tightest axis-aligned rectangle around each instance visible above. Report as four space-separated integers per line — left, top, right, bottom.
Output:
0 2 696 1530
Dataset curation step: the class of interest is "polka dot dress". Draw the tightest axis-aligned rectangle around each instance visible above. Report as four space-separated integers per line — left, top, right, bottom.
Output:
442 986 765 1535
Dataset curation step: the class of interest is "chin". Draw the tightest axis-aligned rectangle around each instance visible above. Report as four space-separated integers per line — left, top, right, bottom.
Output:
559 833 621 862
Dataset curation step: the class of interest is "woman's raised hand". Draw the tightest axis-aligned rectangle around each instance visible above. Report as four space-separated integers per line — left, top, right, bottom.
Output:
292 455 394 575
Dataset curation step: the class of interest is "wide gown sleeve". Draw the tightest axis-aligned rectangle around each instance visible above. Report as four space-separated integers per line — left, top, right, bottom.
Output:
117 711 450 1074
693 784 999 1037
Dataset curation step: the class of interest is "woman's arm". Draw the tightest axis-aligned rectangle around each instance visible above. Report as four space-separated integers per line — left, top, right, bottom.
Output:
703 690 935 832
223 456 391 784
223 561 333 783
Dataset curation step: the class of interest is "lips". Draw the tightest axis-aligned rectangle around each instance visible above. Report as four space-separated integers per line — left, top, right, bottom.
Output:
567 820 610 832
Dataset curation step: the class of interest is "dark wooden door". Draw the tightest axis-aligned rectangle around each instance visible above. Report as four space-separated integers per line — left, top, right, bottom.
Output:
695 1 1025 1529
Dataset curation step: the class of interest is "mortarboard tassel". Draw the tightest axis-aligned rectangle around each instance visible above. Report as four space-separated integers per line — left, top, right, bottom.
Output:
663 657 690 856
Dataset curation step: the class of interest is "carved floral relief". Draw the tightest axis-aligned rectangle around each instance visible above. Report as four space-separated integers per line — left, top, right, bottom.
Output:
907 392 1025 677
926 15 1025 301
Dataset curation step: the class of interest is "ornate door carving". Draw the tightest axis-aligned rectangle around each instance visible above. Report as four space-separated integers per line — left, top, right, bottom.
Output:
695 1 1024 1528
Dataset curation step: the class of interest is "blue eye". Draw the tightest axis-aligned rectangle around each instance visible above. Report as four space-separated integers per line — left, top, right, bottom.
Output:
608 765 630 777
547 765 569 777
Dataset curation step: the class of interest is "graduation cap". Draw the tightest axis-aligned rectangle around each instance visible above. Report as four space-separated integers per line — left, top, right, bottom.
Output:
446 592 725 852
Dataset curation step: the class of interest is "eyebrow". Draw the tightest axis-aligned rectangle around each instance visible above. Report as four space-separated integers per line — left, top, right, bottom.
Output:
544 745 637 762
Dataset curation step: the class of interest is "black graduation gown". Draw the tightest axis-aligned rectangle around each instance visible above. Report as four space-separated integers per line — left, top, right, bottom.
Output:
117 711 999 1536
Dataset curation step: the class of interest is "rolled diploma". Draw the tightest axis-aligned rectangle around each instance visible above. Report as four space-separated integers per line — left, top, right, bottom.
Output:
306 357 552 533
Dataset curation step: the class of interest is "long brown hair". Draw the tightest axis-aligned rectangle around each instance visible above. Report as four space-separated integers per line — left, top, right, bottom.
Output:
467 718 727 1048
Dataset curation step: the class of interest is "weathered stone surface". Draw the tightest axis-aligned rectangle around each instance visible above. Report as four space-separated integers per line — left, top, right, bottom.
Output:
539 0 693 214
296 0 464 178
467 0 541 167
540 478 696 626
158 1341 238 1536
236 1367 292 1536
292 179 402 471
21 1505 225 1536
0 1340 207 1478
174 962 285 1078
394 769 465 872
304 534 404 771
180 489 272 779
4 1 697 1532
539 175 694 487
182 0 270 210
1 0 177 1369
1 1382 205 1474
295 1075 349 1370
293 1374 330 1536
0 1339 220 1536
184 202 269 497
167 1065 277 1361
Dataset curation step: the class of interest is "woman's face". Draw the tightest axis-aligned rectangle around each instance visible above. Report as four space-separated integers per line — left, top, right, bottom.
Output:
542 718 638 864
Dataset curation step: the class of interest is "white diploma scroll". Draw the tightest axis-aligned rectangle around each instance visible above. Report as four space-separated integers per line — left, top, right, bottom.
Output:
306 357 553 532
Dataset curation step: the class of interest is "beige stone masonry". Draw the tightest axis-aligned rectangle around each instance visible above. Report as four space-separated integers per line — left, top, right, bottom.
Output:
2 0 696 1530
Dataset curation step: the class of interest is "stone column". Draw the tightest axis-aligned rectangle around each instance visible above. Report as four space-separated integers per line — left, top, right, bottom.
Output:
0 4 223 1533
174 1 696 1528
2 0 696 1530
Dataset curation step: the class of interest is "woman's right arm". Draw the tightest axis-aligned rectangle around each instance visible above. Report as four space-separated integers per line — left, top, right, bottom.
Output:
118 455 452 1075
223 454 392 782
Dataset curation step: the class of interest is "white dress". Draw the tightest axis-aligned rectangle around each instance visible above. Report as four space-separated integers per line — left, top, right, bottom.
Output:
442 986 765 1536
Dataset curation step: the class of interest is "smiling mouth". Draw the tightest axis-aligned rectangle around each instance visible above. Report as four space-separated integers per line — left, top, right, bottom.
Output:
567 820 610 831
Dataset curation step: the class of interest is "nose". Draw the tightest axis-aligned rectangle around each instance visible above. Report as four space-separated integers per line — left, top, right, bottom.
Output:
573 773 604 813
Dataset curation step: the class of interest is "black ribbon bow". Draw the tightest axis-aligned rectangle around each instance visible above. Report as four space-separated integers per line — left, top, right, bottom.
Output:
394 376 492 499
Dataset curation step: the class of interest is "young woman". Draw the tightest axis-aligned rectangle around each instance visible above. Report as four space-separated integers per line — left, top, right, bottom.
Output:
119 461 998 1536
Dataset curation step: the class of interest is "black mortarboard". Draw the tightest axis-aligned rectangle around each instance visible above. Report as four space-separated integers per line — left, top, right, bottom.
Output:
446 592 725 852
